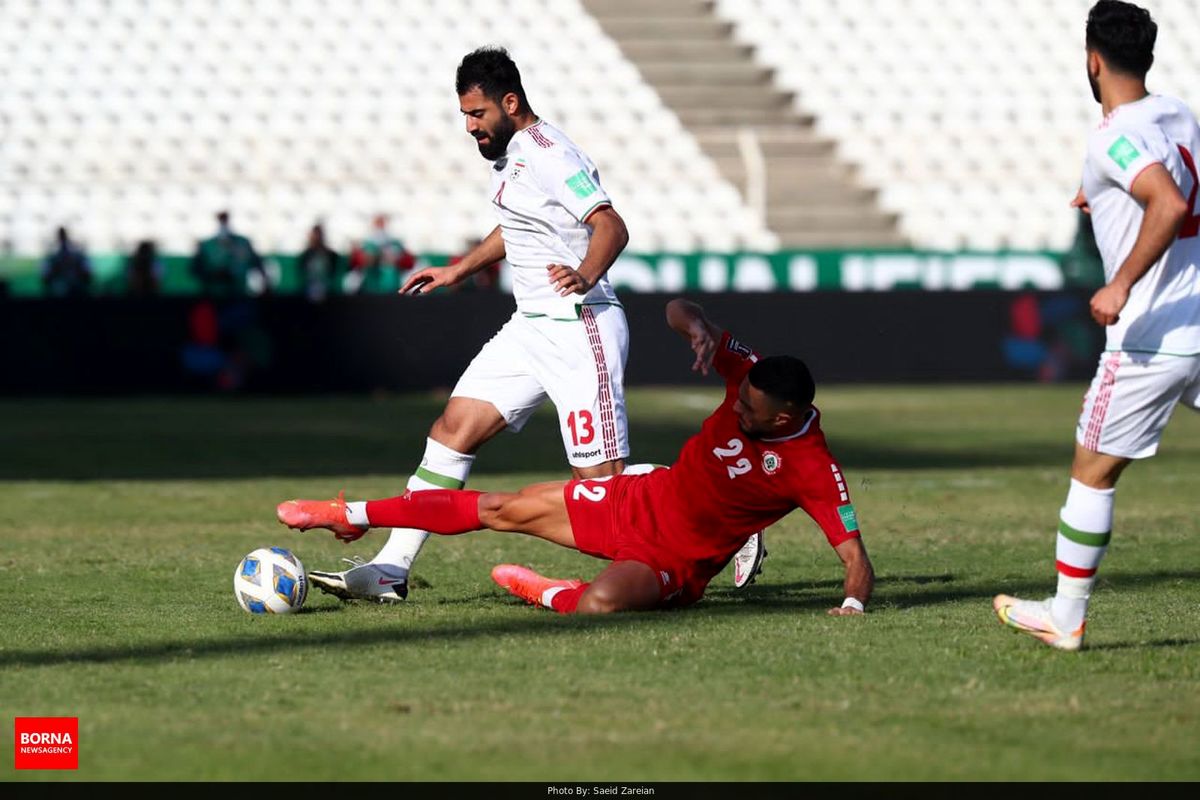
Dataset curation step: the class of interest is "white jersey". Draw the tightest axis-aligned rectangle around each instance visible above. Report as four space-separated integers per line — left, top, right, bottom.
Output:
489 120 621 320
1082 93 1200 356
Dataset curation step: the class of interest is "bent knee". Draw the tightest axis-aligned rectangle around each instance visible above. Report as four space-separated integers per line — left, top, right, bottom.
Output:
477 493 520 531
577 584 656 614
576 591 623 614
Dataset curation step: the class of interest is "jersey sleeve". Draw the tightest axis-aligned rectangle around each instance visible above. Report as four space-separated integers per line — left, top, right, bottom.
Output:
1088 125 1164 192
794 457 861 548
532 147 613 224
713 330 759 391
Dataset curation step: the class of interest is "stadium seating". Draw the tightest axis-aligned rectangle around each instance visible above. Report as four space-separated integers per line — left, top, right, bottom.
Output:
0 0 777 257
3 0 1198 258
713 0 1200 250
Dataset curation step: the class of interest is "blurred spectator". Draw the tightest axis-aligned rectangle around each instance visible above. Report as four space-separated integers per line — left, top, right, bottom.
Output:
449 237 502 292
346 214 415 293
41 227 92 297
190 210 267 296
181 299 273 392
125 240 163 296
297 224 340 302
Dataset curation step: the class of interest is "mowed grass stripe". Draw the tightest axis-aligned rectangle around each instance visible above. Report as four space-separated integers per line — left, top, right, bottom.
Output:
0 386 1197 780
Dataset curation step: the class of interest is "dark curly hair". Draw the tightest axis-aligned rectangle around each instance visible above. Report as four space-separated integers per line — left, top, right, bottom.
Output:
455 47 532 114
1086 0 1157 77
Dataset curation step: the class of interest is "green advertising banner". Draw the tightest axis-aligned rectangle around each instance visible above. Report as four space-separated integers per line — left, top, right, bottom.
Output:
2 249 1097 297
605 251 1075 292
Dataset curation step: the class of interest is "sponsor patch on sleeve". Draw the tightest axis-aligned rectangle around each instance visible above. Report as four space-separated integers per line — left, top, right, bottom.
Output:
837 503 859 533
1107 135 1141 170
565 169 598 199
726 336 753 359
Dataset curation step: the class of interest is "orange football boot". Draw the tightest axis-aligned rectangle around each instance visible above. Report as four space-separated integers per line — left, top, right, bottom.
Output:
491 564 582 607
276 491 368 542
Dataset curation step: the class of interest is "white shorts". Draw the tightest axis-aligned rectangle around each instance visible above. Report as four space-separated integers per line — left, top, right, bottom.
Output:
1076 351 1200 459
452 303 630 468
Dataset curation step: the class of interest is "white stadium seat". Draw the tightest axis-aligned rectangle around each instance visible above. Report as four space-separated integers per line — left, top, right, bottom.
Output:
715 0 1200 251
0 0 770 255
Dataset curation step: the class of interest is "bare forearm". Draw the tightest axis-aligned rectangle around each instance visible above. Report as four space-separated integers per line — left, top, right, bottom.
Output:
844 556 874 607
575 212 628 287
453 227 506 280
666 298 712 338
1111 199 1186 291
835 537 874 608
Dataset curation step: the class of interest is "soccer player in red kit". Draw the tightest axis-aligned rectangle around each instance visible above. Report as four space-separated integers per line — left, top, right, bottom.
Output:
278 299 875 615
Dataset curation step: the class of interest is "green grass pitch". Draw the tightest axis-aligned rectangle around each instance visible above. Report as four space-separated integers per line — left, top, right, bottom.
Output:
2 386 1198 781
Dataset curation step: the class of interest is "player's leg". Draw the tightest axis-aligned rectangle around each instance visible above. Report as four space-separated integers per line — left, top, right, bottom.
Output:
281 480 576 546
310 315 546 601
575 560 664 613
492 560 664 614
994 352 1191 649
304 398 504 602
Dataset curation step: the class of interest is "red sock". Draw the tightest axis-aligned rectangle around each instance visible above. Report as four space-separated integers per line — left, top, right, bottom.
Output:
365 490 483 534
548 584 589 614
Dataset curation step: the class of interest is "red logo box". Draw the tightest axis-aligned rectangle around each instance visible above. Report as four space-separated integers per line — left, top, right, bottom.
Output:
14 717 78 770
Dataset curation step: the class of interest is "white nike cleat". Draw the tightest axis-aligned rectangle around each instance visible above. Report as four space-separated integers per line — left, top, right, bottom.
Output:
307 557 409 603
732 531 767 590
993 594 1085 651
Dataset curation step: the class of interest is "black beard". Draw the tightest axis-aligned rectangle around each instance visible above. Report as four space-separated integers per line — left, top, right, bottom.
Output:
476 116 517 161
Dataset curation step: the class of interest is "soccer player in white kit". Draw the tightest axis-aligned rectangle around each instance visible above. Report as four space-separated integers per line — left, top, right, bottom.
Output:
994 0 1200 650
306 47 633 601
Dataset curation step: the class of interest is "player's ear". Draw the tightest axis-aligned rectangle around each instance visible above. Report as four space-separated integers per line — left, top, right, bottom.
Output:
502 92 520 116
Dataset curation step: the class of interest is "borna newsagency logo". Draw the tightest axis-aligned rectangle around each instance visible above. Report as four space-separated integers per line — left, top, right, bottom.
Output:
14 717 79 770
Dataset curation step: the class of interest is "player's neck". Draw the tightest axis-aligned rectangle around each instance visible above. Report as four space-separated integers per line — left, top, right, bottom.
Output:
513 113 541 133
1100 80 1149 117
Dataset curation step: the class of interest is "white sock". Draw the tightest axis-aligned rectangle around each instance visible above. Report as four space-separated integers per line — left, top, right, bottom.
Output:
369 438 475 570
541 585 568 609
1051 479 1114 631
346 502 369 527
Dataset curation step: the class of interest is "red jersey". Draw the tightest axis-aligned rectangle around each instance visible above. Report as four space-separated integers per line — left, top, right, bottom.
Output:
629 332 860 572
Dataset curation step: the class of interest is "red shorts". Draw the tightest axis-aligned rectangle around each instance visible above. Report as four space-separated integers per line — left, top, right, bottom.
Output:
563 474 717 608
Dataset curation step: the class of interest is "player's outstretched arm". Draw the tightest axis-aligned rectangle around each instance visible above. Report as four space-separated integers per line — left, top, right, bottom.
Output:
828 537 874 616
666 298 722 375
548 207 629 296
1090 164 1190 326
401 226 506 295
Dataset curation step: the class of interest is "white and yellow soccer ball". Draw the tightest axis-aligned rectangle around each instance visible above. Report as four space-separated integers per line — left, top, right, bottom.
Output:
234 547 307 614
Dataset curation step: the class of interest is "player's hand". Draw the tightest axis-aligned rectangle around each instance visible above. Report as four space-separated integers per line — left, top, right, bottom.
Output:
1070 187 1091 215
1090 282 1129 326
547 264 592 296
400 267 456 295
687 323 717 375
827 606 865 616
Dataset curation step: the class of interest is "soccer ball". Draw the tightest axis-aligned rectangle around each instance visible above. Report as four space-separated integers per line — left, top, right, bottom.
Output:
233 547 307 614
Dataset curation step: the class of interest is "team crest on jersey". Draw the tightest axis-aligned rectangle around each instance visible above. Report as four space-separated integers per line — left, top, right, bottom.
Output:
510 159 527 180
762 451 782 474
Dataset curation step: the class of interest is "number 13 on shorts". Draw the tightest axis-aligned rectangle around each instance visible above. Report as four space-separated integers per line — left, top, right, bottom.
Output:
567 410 595 446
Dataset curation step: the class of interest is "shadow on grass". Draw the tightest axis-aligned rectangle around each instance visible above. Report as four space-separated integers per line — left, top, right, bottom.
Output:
709 568 1200 612
1083 638 1200 651
4 570 1197 670
0 397 1070 481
